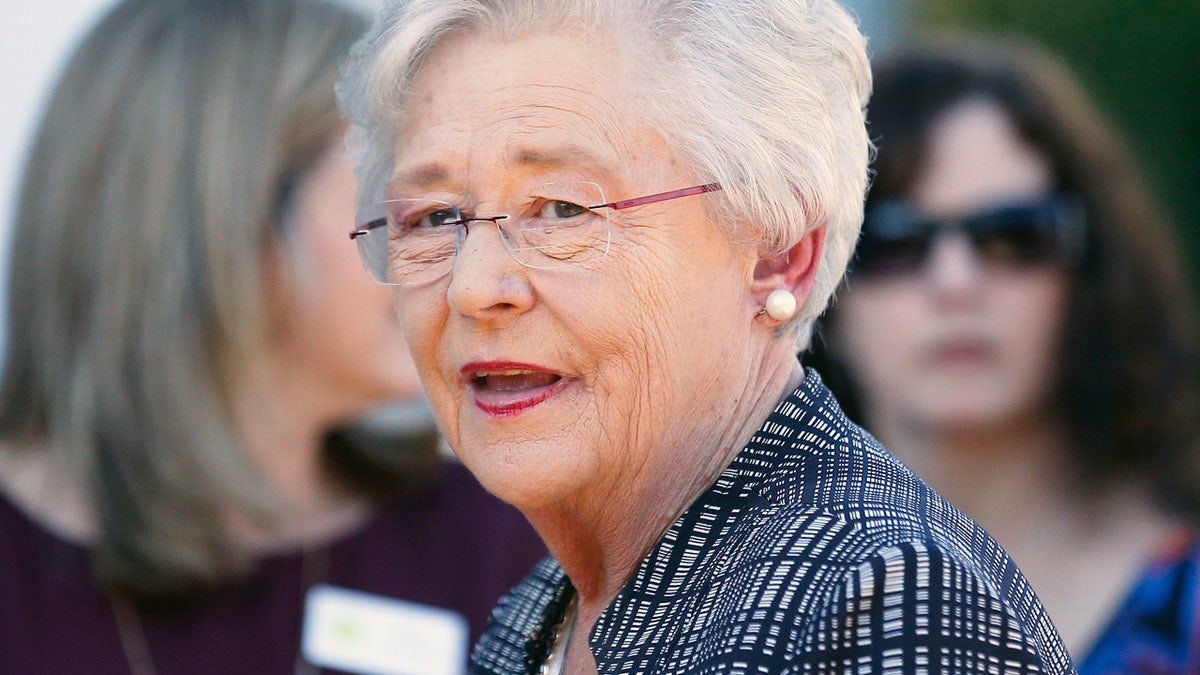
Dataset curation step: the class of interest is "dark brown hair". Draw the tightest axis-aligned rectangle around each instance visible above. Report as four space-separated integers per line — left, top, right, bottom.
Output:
808 34 1200 517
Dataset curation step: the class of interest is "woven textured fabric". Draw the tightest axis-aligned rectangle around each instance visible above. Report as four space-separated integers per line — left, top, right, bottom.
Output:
471 369 1075 674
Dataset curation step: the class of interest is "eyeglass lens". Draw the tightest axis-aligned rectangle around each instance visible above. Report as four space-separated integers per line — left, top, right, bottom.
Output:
352 181 611 285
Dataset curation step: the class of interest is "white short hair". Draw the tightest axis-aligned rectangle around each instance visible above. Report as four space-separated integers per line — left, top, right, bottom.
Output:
338 0 871 348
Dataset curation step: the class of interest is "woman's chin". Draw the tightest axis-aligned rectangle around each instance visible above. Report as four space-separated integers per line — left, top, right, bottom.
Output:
461 447 592 512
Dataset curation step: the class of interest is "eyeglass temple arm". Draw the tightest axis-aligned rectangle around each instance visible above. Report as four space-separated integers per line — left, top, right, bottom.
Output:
590 183 721 211
349 221 382 239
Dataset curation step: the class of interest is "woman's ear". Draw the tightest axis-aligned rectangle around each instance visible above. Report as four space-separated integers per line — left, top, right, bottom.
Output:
751 225 825 322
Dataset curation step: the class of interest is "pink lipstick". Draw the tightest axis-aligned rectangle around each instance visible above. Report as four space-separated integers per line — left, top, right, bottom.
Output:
461 361 570 418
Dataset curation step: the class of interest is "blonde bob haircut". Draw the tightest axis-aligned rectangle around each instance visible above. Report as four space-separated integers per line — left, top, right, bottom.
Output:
338 0 872 349
0 0 436 599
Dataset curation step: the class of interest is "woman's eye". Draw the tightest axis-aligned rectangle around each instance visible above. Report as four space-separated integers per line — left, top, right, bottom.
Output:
414 209 459 229
538 200 587 219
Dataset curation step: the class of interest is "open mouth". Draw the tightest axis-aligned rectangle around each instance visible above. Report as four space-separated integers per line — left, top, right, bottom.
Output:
465 366 569 417
470 370 561 391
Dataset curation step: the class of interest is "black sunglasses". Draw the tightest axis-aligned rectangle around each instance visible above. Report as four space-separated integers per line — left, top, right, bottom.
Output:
851 194 1087 277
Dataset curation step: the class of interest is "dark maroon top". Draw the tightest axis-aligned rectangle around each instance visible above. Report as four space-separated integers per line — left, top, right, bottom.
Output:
0 460 546 674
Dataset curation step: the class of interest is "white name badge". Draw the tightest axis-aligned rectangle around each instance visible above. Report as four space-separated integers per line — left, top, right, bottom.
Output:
301 584 469 675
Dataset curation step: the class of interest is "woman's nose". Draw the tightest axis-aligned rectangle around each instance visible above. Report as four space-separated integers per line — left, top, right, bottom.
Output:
924 231 986 301
446 220 535 321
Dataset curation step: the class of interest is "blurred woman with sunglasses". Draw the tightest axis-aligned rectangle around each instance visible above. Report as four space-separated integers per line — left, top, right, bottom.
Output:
0 0 543 672
807 35 1200 672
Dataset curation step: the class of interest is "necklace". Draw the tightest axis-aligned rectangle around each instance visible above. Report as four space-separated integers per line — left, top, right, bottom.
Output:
110 545 330 675
539 593 578 675
110 594 157 675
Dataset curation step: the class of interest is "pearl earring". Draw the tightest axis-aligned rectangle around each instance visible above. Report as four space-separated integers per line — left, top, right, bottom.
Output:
763 289 797 322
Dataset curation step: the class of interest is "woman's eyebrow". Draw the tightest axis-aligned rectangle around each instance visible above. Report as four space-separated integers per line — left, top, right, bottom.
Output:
508 144 616 177
388 163 451 194
388 144 618 195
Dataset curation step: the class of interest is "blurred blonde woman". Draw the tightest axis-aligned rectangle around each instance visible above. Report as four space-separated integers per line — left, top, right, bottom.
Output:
0 0 543 672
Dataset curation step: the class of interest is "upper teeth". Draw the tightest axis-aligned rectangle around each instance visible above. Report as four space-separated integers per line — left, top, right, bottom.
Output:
474 369 532 377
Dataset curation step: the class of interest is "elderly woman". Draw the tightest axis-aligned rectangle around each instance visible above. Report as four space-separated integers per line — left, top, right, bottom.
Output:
340 0 1074 672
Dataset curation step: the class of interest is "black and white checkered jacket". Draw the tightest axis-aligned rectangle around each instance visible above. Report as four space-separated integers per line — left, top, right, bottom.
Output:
471 368 1075 674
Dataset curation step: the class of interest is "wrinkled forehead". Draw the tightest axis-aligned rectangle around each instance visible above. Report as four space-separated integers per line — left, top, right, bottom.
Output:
388 27 670 196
